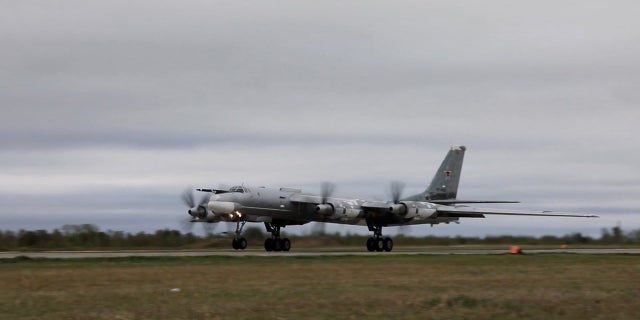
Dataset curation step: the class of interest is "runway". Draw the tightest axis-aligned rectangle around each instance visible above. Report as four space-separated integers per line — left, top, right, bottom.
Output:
2 248 639 259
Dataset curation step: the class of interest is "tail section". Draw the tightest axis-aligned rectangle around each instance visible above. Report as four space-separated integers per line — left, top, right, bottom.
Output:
426 145 465 200
403 146 466 201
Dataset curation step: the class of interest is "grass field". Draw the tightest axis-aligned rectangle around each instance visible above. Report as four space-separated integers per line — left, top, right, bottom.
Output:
1 254 639 319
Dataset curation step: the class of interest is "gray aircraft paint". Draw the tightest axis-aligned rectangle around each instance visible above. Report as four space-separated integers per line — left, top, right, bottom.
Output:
402 146 465 201
186 146 595 249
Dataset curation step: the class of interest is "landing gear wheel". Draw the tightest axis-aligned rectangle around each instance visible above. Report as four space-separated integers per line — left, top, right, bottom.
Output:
366 222 391 253
375 238 384 252
273 238 283 252
232 220 248 251
263 222 291 252
232 238 247 250
264 238 274 252
282 238 291 252
366 237 376 252
238 237 247 250
383 237 393 252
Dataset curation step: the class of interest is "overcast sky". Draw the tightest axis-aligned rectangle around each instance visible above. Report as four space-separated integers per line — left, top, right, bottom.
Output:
1 1 639 237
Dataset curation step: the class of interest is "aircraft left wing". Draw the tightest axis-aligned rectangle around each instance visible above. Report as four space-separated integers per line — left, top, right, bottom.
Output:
435 206 598 218
196 188 230 194
288 194 598 219
289 194 323 203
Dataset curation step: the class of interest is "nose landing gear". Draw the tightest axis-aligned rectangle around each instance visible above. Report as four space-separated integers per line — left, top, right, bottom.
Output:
231 220 247 250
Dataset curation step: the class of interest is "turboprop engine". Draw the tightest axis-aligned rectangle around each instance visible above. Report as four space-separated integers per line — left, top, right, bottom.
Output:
387 201 438 220
316 201 364 220
209 201 240 213
188 205 208 219
388 203 407 215
315 203 334 216
183 189 216 221
206 201 244 221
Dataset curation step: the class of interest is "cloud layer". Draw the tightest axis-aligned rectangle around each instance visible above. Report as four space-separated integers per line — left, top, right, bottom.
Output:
1 1 639 236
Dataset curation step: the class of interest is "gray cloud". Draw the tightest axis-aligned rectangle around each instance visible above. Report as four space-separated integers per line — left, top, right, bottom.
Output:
1 1 639 236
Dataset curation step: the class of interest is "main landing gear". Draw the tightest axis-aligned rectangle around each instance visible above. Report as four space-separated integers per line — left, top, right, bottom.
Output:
230 221 291 252
264 222 291 252
231 220 248 250
366 224 393 252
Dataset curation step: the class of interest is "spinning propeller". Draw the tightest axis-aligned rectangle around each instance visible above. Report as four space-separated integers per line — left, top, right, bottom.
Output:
312 182 336 235
180 188 216 236
389 181 412 235
390 181 405 204
320 181 335 205
181 188 209 219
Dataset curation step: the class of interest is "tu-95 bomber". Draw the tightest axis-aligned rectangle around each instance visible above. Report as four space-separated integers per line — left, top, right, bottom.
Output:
181 146 597 252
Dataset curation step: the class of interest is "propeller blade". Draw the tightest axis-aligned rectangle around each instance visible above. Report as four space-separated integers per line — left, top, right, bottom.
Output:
180 187 220 237
181 188 195 208
181 187 211 219
311 222 326 235
202 222 217 237
397 224 412 236
320 182 335 204
390 181 405 204
180 216 195 234
198 193 210 207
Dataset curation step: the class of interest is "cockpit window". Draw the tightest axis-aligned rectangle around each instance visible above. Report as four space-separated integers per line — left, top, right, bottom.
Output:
229 186 245 193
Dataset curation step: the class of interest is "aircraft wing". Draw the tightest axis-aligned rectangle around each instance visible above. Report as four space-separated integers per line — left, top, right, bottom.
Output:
435 206 598 218
429 200 520 204
289 194 323 203
360 201 392 210
196 188 230 194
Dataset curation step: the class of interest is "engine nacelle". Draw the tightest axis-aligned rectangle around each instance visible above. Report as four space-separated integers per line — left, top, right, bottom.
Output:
323 201 364 221
344 208 363 219
388 203 407 215
315 204 334 216
400 201 437 219
209 201 241 214
188 206 207 219
188 206 217 222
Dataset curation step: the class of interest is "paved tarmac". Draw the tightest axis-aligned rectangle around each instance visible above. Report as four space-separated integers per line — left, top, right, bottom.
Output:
2 248 639 259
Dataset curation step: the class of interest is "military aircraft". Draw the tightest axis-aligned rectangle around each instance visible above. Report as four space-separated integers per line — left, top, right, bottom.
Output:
181 146 597 252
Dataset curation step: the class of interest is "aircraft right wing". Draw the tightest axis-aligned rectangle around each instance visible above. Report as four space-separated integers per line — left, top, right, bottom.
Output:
429 200 520 204
435 206 598 218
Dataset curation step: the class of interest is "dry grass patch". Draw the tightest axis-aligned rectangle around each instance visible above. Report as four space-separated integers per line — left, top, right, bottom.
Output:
1 255 639 319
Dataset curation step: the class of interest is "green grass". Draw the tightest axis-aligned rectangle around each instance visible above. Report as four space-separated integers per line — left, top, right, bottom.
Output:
1 254 639 319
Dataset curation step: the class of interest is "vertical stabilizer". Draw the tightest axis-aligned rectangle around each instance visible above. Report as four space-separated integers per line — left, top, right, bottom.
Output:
403 146 466 201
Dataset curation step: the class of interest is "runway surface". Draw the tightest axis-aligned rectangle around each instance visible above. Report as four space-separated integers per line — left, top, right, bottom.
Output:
2 248 639 259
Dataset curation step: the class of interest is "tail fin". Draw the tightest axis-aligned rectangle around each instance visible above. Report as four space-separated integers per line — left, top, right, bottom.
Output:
403 146 466 201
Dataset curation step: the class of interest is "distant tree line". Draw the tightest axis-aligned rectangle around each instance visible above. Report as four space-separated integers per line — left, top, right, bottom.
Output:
1 224 639 250
310 225 640 247
0 224 198 250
